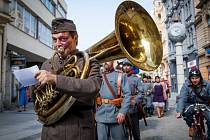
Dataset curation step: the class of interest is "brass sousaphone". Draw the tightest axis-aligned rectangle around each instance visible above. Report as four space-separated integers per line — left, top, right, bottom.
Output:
34 1 163 125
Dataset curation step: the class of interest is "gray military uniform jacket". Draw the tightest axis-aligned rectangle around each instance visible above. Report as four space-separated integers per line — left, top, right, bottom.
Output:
127 74 143 113
176 80 210 113
95 70 131 123
40 51 102 140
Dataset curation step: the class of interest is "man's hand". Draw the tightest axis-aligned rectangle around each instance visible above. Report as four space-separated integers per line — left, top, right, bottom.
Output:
35 70 56 87
116 113 125 124
176 112 182 119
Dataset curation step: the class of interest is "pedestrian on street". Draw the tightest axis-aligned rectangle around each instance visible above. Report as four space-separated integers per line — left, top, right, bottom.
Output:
123 61 142 140
141 75 154 117
18 83 28 112
152 76 167 118
34 17 102 140
176 68 210 138
95 61 131 140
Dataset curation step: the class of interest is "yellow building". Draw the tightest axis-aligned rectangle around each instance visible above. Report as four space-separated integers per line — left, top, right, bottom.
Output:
195 0 210 80
153 0 170 81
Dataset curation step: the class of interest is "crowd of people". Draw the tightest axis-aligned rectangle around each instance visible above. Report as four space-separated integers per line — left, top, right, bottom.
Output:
26 17 209 140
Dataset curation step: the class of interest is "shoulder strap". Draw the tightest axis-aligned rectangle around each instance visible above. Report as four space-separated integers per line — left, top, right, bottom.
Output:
192 86 207 101
103 73 116 98
117 72 123 97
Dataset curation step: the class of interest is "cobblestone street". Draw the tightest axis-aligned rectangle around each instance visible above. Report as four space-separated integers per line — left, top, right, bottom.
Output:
140 95 190 140
0 94 192 140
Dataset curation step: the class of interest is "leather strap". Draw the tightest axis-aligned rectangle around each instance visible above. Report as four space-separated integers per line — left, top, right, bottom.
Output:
192 86 207 102
117 72 123 97
103 73 116 98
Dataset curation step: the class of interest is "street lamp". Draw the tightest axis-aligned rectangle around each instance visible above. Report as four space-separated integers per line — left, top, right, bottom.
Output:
168 22 186 95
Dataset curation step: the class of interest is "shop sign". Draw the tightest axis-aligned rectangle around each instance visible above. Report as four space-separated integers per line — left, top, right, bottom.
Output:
11 56 26 67
187 60 196 68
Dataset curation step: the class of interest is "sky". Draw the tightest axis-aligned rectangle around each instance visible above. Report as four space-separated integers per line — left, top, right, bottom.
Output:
66 0 154 51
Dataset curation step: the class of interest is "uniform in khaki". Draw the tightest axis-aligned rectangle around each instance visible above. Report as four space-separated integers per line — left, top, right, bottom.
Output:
41 51 102 140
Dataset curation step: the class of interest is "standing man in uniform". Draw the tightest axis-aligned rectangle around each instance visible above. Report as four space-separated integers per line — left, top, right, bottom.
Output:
123 61 143 140
95 61 131 140
35 18 102 140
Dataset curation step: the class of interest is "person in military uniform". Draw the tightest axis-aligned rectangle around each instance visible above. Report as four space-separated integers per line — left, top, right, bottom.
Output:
123 61 143 140
176 68 210 138
35 18 102 140
141 75 154 117
95 61 131 140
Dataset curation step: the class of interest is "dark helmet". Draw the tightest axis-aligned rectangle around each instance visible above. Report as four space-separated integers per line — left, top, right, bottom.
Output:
189 68 203 81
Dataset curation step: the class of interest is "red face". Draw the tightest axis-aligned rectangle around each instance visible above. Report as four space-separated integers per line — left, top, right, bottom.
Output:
52 32 77 59
124 65 132 73
104 61 114 71
190 76 201 86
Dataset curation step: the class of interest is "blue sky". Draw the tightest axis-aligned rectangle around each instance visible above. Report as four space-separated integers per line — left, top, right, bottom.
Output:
66 0 154 51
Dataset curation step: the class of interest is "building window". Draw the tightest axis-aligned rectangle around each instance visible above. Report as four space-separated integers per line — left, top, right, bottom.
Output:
38 21 52 48
10 1 37 38
24 10 30 34
58 2 67 18
16 3 23 30
41 0 55 15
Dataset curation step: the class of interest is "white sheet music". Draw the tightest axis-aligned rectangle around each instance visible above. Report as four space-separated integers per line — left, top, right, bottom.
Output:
13 65 39 87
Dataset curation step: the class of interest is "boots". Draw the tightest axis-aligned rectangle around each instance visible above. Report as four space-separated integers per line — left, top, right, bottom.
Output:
189 127 194 137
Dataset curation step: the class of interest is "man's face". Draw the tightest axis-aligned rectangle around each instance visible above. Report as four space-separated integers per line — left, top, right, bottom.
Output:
124 65 132 73
143 78 148 83
52 32 77 58
104 61 114 71
190 76 201 86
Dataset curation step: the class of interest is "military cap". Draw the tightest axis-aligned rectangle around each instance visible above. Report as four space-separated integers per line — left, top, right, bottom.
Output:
52 17 77 33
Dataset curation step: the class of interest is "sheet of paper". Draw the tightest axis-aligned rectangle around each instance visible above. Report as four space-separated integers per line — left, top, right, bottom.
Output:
13 65 39 87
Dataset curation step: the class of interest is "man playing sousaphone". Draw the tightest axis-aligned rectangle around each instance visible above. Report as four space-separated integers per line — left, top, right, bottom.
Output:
34 18 102 140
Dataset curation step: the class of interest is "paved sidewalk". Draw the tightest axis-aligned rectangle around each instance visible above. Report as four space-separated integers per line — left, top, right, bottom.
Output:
0 102 42 140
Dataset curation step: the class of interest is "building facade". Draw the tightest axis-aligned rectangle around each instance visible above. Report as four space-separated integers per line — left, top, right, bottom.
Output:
195 0 210 80
162 0 198 92
0 0 67 111
153 0 170 82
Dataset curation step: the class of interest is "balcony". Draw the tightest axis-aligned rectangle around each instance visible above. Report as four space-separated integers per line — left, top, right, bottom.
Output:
0 0 13 24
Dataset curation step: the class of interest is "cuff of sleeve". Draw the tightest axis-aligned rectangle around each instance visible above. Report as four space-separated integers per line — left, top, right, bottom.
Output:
55 75 63 91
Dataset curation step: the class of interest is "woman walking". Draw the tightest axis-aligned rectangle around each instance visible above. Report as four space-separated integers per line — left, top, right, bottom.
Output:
152 76 167 118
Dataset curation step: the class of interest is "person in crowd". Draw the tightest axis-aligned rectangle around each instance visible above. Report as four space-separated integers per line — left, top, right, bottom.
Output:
123 61 142 140
160 78 169 112
141 75 154 117
18 83 28 112
95 61 131 140
152 76 167 118
34 17 102 140
176 68 210 138
115 60 124 72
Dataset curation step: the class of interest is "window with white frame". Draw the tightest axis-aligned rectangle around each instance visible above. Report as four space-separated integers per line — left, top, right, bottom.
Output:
38 21 52 48
10 1 37 38
41 0 55 15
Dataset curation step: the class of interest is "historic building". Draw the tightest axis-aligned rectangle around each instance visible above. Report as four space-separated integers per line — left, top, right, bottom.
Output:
0 0 67 111
153 0 170 82
162 0 198 92
194 0 210 80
